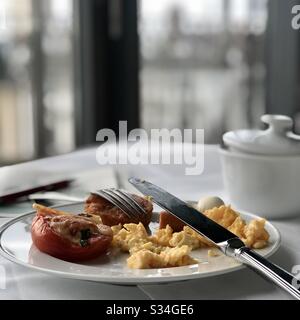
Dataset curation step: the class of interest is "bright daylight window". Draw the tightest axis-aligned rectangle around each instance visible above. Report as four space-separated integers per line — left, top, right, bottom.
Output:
0 0 74 164
140 0 268 143
0 0 278 161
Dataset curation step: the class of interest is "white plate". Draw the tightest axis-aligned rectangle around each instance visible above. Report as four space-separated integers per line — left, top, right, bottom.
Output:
0 202 281 285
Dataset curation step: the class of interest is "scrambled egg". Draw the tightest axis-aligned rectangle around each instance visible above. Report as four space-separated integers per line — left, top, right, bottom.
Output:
112 223 197 268
112 205 269 269
205 206 269 249
127 245 197 269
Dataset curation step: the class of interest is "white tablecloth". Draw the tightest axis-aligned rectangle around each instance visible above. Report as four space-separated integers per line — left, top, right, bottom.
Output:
0 145 299 300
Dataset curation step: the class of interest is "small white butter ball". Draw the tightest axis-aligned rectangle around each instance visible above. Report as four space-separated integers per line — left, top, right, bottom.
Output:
197 196 224 213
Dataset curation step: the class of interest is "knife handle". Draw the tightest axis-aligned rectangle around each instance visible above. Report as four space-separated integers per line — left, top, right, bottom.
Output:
237 247 300 300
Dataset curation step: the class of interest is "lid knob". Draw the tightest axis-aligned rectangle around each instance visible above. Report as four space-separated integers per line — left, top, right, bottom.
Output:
261 114 293 134
223 114 300 155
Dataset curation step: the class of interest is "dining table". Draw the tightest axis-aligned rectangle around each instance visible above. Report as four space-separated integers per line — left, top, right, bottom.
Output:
0 144 299 300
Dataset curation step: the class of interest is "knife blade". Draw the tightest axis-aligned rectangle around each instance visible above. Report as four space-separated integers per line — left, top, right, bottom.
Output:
128 177 243 250
129 177 300 300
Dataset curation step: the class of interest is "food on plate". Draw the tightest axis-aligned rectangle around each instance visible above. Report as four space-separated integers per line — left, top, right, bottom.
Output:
208 249 220 257
31 204 113 262
30 194 270 269
111 204 269 269
242 218 270 249
196 196 224 213
111 223 197 269
84 193 153 227
159 210 185 232
168 226 212 248
164 205 269 250
159 195 224 231
205 205 269 249
127 245 197 269
32 204 102 224
159 196 269 250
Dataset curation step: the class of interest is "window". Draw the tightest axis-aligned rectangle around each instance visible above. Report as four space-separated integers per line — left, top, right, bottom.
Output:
140 0 268 142
0 0 299 165
0 0 34 163
39 0 75 156
0 0 74 164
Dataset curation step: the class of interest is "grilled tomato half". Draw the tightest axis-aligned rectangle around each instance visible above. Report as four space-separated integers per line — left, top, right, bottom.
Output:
31 204 112 262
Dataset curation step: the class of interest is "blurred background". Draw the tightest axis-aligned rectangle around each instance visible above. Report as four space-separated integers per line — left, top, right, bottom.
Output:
0 0 299 165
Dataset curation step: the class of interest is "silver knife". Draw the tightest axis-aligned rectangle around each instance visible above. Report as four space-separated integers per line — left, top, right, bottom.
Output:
129 177 300 300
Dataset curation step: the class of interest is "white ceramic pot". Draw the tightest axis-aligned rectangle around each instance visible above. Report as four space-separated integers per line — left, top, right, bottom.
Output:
219 147 300 219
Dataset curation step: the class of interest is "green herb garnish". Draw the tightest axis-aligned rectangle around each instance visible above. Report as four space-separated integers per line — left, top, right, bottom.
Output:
80 239 88 247
80 229 91 247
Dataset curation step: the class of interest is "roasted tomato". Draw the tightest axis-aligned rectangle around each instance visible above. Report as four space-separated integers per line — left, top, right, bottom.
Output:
84 193 153 227
31 205 113 262
159 210 186 232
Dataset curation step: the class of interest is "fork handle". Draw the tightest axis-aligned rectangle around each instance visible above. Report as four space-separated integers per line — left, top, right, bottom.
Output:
237 247 300 300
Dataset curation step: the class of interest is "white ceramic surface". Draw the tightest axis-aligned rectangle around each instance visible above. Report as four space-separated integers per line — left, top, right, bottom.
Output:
0 202 280 285
219 147 300 219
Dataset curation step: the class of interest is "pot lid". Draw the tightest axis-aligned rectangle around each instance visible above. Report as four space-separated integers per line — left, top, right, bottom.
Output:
223 114 300 155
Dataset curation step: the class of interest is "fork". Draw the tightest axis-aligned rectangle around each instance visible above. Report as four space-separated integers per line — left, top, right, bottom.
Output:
91 188 147 223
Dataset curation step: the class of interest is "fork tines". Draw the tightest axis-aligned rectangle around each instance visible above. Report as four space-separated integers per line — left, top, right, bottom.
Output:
93 188 146 222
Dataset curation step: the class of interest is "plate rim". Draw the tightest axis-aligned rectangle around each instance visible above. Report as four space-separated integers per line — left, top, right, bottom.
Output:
0 201 281 285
